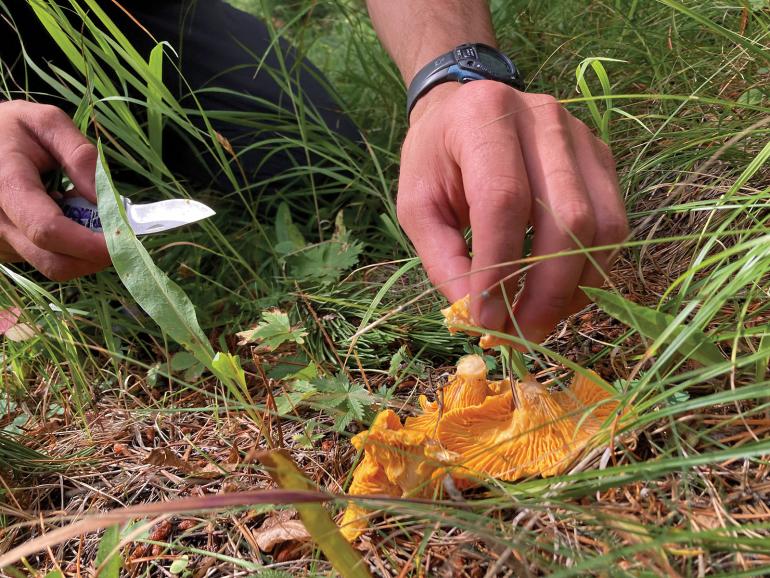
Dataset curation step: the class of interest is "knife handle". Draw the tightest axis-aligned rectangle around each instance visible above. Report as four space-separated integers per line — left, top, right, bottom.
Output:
59 196 103 232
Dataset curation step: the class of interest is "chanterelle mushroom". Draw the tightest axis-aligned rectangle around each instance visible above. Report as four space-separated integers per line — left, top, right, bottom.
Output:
340 351 621 540
441 295 512 348
406 354 492 437
437 372 618 482
340 408 455 541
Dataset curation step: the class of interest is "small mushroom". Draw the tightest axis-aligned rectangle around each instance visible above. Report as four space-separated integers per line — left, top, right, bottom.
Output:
340 412 402 541
437 372 619 482
406 354 492 437
340 409 452 540
441 295 512 348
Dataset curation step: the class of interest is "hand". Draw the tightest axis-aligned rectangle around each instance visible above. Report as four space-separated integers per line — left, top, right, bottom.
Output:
0 101 110 280
397 81 628 344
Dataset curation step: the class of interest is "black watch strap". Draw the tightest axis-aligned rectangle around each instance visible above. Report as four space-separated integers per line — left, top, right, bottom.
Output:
406 43 524 121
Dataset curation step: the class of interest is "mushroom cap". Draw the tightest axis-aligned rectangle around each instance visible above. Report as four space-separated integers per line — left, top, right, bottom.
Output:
406 354 491 437
441 295 513 348
552 371 619 423
342 412 404 540
437 374 619 482
353 410 446 497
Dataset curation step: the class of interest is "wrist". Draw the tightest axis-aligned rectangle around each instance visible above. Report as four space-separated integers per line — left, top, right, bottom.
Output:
408 83 460 124
401 37 498 85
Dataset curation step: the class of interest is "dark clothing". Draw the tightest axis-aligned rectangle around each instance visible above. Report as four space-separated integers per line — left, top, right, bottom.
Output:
0 0 359 189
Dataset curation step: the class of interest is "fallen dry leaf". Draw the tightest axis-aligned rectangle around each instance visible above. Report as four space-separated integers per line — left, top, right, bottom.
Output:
5 323 39 342
145 448 191 472
254 512 310 552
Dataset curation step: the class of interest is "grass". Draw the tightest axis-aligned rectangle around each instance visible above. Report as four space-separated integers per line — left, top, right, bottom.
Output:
1 0 770 575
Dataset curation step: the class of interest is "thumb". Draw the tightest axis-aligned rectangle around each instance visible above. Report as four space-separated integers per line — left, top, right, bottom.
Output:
26 106 98 203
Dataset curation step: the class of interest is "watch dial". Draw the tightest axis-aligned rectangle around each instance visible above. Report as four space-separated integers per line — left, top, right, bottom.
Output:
476 45 514 77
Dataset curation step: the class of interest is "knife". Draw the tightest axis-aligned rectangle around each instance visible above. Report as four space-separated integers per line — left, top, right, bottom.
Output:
60 196 216 235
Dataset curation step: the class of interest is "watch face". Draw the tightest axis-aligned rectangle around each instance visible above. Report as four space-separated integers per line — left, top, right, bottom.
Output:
475 45 514 77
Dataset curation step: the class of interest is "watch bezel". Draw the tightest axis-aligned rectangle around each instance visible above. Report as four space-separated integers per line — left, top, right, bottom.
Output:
406 43 525 120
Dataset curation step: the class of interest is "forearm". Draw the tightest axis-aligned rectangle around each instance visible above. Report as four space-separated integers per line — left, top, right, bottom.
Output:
366 0 496 85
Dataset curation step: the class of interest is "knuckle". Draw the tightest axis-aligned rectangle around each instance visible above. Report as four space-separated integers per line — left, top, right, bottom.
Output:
597 215 630 244
66 141 97 169
526 93 561 116
37 104 68 126
596 140 617 171
27 220 58 249
396 195 427 232
479 177 531 212
45 267 74 282
559 202 596 240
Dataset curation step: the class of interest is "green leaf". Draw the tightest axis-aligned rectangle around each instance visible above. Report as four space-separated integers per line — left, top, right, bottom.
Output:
169 556 189 575
94 524 122 578
96 145 215 368
237 310 307 350
738 88 764 106
275 379 318 415
288 213 362 285
258 451 371 578
211 352 247 388
274 202 306 256
583 287 724 366
387 345 408 377
170 351 199 372
313 374 374 432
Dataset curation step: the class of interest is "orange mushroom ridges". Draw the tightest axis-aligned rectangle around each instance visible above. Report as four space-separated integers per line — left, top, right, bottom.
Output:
340 354 622 540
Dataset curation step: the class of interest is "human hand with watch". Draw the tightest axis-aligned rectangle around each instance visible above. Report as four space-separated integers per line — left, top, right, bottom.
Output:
367 0 629 346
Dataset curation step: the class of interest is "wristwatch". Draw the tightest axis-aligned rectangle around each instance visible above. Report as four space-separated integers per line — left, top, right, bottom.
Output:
406 43 525 121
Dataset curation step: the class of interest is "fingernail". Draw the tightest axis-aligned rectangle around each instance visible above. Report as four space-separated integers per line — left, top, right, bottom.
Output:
478 294 509 331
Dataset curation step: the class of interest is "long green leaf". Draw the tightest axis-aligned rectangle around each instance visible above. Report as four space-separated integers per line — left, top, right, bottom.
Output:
94 524 122 578
259 451 372 578
95 144 215 365
584 287 723 366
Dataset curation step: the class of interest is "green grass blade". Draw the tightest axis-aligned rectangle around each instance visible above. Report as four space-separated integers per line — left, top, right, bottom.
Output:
94 524 122 578
259 450 372 578
147 42 165 172
583 287 724 365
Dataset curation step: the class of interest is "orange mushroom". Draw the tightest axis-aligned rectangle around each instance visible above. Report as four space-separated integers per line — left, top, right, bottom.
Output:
437 372 619 482
405 354 493 437
441 295 512 348
340 353 622 541
340 408 454 541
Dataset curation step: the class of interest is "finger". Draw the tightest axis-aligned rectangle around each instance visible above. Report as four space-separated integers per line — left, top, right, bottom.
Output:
512 100 596 343
397 185 471 303
461 123 531 331
20 104 98 202
567 121 628 311
0 213 110 280
0 152 110 263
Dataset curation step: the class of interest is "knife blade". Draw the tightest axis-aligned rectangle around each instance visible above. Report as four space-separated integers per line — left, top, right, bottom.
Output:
60 196 215 235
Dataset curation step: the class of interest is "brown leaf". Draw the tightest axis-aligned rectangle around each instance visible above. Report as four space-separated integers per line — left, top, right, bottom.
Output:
254 514 310 553
145 448 191 472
